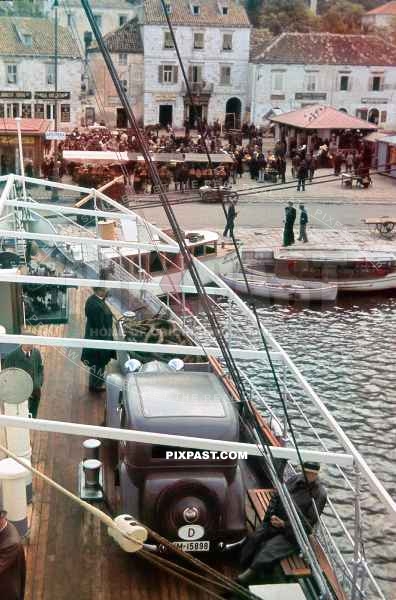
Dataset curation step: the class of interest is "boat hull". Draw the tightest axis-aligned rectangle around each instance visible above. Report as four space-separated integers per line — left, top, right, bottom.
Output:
221 273 337 303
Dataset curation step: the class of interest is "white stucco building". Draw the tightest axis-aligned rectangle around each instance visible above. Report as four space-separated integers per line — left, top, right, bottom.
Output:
250 33 396 129
0 17 82 128
362 1 396 30
142 0 251 128
86 19 144 128
43 0 141 49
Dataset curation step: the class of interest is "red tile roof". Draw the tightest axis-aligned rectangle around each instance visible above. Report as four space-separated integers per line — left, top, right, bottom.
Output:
144 0 250 28
366 1 396 15
253 32 396 66
0 119 51 134
270 105 377 131
89 18 143 53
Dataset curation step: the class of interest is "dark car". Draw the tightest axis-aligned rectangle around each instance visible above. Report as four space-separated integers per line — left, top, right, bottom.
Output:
106 360 246 553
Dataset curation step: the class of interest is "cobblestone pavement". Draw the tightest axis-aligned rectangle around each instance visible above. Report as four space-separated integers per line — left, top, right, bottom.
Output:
224 226 396 252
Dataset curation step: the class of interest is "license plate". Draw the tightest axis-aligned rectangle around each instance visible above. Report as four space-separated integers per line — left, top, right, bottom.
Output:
173 540 210 552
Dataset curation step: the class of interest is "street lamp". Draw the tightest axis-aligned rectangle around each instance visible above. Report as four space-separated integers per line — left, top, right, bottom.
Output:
51 0 59 202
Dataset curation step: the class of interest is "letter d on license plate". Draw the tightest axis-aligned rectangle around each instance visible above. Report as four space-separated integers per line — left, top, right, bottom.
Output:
173 540 210 552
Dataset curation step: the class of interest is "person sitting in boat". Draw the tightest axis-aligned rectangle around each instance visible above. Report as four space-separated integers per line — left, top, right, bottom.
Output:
236 462 327 588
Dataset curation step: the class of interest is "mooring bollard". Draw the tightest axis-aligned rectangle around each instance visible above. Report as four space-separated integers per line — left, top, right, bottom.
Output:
83 438 101 461
0 458 28 537
83 459 102 488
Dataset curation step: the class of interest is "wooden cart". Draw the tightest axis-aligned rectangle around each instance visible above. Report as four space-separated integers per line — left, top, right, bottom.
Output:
364 217 396 238
199 185 238 204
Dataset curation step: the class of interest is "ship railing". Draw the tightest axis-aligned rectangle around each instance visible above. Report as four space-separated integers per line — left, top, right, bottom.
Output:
103 254 221 348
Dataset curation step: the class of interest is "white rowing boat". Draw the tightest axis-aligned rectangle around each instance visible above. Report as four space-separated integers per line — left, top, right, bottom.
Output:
221 272 338 302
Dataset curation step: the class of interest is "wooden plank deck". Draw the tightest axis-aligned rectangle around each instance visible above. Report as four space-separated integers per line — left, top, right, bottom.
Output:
25 287 236 600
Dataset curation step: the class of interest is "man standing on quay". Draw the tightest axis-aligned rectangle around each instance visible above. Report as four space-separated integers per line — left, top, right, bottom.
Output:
223 200 238 239
298 204 309 243
81 287 116 392
283 201 296 247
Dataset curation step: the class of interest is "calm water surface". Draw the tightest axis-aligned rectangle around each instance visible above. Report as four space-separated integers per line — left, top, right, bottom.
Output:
252 294 396 597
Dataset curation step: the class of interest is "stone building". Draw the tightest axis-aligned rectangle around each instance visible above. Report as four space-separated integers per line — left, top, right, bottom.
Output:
0 17 82 128
142 0 251 128
43 0 141 49
249 33 396 129
362 1 396 30
86 19 144 128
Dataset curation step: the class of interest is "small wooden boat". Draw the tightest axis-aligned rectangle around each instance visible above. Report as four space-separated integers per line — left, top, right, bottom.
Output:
243 247 396 294
221 272 338 302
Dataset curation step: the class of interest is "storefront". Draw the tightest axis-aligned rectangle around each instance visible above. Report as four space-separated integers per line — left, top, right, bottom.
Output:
377 135 396 179
0 118 51 176
0 91 72 124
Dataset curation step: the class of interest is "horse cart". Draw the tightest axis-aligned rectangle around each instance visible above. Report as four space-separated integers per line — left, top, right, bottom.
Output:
199 185 238 204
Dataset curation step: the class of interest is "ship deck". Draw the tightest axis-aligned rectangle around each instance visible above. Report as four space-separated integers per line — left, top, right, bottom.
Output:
25 287 237 600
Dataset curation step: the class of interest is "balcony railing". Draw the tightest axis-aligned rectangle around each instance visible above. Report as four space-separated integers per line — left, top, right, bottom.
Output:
182 81 214 95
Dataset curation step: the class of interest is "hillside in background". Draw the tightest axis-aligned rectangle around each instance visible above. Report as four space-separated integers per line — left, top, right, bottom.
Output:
245 0 390 33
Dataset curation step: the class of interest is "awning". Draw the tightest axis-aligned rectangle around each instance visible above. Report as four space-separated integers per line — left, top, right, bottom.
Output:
184 153 234 163
364 131 394 143
62 150 131 163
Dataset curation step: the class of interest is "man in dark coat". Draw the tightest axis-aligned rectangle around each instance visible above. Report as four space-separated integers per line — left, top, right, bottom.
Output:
282 201 296 247
223 201 238 238
236 462 327 587
297 160 308 191
298 204 309 243
0 510 26 600
81 288 116 392
2 339 44 418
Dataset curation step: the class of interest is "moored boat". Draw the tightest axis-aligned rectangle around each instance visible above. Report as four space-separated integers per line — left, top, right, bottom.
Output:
221 272 338 302
243 247 396 294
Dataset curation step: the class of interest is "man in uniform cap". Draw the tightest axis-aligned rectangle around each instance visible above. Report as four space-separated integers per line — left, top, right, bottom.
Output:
236 461 327 587
2 333 44 418
0 509 26 599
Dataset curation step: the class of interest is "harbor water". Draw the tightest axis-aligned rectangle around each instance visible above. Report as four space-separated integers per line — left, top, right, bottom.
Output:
250 294 396 596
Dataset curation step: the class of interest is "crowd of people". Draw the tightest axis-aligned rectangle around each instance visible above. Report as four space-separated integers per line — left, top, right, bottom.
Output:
35 121 374 195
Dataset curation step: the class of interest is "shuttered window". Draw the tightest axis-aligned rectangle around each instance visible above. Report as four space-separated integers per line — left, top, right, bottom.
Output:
369 75 384 91
188 65 202 83
193 32 204 49
159 65 178 84
222 33 232 51
164 31 174 49
220 65 231 85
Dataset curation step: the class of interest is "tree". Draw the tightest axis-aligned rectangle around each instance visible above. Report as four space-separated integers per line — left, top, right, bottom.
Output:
318 0 364 33
0 0 44 17
251 0 321 34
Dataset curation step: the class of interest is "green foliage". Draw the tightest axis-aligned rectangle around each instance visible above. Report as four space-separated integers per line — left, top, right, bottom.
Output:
245 0 374 34
319 0 364 33
0 0 44 17
250 0 321 34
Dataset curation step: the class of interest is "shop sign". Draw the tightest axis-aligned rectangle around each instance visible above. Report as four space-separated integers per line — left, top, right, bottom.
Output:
0 135 35 144
0 91 32 99
361 98 388 104
295 92 327 100
155 93 176 101
34 91 71 100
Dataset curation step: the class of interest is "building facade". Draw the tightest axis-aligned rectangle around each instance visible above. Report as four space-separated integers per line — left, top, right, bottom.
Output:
250 33 396 129
86 19 144 128
362 1 396 30
142 0 251 128
43 0 141 48
0 17 82 128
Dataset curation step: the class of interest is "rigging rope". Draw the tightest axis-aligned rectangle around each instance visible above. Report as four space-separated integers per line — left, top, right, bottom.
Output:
0 442 261 599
